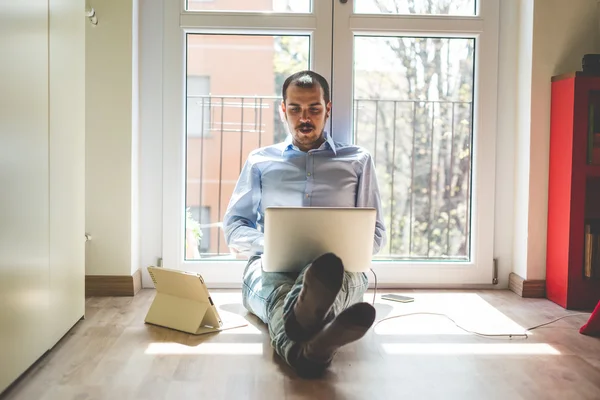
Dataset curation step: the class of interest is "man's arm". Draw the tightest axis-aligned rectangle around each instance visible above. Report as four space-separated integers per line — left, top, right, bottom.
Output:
356 152 387 255
223 158 264 256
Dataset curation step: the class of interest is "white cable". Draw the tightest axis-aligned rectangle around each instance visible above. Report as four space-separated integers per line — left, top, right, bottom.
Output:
368 268 590 339
374 309 590 339
370 268 377 305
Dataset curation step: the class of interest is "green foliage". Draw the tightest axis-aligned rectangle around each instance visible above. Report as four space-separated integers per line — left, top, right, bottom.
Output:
273 36 310 141
353 24 474 260
268 0 475 260
186 208 203 242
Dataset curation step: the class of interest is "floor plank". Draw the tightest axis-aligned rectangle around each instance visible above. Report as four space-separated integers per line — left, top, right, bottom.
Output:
1 289 599 400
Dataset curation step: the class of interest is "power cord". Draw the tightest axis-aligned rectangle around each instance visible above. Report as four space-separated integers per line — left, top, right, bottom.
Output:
368 268 589 339
370 268 378 305
374 312 589 339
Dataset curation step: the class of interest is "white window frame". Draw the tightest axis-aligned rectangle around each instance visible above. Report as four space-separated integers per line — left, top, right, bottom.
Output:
161 0 333 287
161 0 499 288
331 0 500 286
186 75 211 137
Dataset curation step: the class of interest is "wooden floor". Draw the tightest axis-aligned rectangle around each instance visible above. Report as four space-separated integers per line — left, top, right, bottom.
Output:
2 289 599 400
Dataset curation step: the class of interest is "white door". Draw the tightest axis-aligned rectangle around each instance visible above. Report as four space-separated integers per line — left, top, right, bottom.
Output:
162 0 499 287
331 0 499 285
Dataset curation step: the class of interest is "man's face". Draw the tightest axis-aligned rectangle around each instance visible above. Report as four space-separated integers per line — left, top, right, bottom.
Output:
281 84 331 152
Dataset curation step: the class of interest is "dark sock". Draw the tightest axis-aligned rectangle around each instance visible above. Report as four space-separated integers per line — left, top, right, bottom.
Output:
288 343 331 379
284 253 344 342
302 302 376 364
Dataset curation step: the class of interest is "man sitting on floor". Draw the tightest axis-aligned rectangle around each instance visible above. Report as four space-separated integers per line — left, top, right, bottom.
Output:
223 70 386 377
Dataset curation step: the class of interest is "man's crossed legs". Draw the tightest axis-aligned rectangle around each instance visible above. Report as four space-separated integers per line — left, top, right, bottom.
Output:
242 253 376 377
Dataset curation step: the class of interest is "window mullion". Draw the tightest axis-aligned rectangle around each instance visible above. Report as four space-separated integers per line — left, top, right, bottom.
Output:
180 13 318 31
348 15 485 34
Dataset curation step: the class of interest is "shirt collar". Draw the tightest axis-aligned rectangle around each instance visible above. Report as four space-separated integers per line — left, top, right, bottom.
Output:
281 132 337 156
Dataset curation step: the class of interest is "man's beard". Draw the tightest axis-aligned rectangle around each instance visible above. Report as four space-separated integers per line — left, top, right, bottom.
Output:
289 122 325 148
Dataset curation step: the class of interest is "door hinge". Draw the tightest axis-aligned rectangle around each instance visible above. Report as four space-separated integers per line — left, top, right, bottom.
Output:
492 258 499 285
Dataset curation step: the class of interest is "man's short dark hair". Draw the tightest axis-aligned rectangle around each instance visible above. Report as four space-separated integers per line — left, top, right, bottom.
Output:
282 70 330 104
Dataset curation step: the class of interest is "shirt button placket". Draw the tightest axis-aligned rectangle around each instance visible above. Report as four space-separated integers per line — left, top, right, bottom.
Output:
306 152 313 205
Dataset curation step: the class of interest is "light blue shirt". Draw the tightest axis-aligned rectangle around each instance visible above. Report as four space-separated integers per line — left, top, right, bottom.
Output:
223 133 386 257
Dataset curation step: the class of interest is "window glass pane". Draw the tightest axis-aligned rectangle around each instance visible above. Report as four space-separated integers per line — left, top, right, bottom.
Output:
353 36 474 260
354 0 476 16
187 0 311 13
187 206 211 257
185 34 310 260
187 76 211 137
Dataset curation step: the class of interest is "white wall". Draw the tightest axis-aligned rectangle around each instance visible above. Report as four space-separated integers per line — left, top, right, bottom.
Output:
95 0 600 287
512 0 599 280
493 0 519 287
131 0 141 276
85 0 140 276
139 0 164 288
512 0 535 279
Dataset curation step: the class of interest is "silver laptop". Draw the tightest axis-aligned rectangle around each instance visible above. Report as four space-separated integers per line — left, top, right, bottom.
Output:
262 207 376 273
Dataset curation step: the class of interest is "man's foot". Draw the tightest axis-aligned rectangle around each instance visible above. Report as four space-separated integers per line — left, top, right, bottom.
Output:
284 253 344 342
290 302 376 378
303 302 376 363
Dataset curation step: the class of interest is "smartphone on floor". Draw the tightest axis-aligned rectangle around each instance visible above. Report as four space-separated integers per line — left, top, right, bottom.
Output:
381 294 414 303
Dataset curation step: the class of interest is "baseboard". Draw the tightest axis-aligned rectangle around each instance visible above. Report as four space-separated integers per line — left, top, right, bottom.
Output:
508 272 546 298
85 269 142 297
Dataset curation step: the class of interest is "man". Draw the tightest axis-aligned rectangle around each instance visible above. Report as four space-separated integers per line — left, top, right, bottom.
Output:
223 70 386 377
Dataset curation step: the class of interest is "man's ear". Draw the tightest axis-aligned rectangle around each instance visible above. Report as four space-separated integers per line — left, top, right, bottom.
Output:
326 101 332 118
279 100 287 122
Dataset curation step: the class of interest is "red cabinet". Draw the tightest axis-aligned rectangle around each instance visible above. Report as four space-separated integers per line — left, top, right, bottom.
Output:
546 72 600 310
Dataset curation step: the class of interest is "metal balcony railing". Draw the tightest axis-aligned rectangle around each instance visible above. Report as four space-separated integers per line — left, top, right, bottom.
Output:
187 95 473 261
